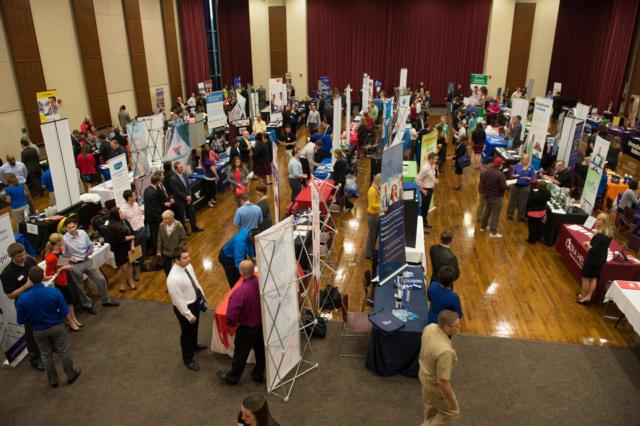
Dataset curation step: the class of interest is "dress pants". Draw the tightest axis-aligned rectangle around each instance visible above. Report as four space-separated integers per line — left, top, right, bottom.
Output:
218 250 240 288
70 259 110 305
421 382 459 426
476 194 486 223
134 227 147 262
227 325 265 383
33 323 76 383
24 320 41 364
421 188 434 226
148 220 160 256
162 255 173 277
289 178 302 202
481 197 503 234
507 185 530 220
527 216 545 243
365 214 380 258
174 203 198 230
173 301 200 362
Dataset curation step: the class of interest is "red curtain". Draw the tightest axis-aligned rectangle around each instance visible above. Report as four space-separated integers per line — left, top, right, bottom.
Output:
178 0 211 95
306 0 492 103
218 0 253 87
548 0 640 110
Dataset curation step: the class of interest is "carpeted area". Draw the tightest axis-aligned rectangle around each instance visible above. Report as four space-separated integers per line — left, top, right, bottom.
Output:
1 298 639 425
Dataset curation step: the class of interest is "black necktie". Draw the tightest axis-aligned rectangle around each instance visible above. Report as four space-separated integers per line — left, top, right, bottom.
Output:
184 267 203 302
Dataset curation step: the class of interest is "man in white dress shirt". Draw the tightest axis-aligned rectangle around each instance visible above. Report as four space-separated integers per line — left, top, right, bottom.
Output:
166 247 208 371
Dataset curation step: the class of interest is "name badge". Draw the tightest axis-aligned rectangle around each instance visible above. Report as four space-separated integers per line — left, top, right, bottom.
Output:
17 275 24 281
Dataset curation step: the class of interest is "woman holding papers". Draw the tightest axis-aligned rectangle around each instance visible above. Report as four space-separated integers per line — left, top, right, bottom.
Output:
577 213 613 305
44 233 82 331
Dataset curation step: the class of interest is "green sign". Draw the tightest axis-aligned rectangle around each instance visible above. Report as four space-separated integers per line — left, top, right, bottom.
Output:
470 74 488 87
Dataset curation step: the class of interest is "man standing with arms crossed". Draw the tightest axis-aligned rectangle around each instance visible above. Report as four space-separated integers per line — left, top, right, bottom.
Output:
419 310 461 425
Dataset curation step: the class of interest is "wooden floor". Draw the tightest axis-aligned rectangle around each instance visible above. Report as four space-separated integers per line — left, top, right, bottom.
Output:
21 121 638 348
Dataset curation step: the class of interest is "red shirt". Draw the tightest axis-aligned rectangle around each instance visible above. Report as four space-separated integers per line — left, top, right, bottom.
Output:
45 252 67 286
77 153 96 176
226 275 262 327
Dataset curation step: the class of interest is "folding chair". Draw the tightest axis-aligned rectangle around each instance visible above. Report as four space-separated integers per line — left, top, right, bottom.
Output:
338 294 372 357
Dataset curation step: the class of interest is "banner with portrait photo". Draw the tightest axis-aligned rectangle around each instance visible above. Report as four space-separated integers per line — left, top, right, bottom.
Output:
318 76 331 99
36 90 60 123
581 136 610 214
269 78 284 122
378 143 406 284
526 97 553 170
206 91 227 130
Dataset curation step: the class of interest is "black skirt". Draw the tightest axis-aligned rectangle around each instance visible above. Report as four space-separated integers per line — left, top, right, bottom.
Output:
582 262 604 279
56 283 78 305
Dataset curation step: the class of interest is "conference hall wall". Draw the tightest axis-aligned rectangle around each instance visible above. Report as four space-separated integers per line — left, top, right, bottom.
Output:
0 0 184 158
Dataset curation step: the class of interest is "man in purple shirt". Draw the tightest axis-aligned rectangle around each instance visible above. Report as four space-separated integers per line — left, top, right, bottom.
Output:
217 260 265 385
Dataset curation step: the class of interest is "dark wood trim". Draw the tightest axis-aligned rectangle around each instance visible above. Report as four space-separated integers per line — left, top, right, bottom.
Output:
505 3 536 92
122 0 152 116
71 0 111 128
0 0 47 144
268 5 287 79
160 0 182 102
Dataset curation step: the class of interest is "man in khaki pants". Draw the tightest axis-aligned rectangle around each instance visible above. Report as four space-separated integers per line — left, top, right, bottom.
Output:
418 310 461 425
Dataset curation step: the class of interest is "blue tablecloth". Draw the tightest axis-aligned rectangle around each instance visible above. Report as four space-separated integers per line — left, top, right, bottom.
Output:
482 134 508 162
312 158 332 180
585 118 601 134
14 233 36 256
365 266 429 376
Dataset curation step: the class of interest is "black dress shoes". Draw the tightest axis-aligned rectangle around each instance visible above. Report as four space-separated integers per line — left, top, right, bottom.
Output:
251 373 265 384
194 344 207 352
216 371 238 385
184 360 200 371
67 368 82 385
192 227 204 233
50 381 58 388
102 299 120 307
84 305 98 315
30 360 45 371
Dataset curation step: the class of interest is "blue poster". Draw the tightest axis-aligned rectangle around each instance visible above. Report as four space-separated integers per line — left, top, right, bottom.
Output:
233 76 242 89
378 143 406 284
567 121 584 170
318 76 331 99
381 98 393 148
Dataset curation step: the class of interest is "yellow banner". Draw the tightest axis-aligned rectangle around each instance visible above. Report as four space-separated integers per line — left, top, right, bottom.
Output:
36 89 60 123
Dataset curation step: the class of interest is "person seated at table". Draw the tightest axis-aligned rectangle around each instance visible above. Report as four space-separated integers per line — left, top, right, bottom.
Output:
618 180 639 213
544 161 572 188
252 115 267 136
507 154 535 222
427 266 463 325
3 173 29 226
44 233 82 331
526 181 551 244
577 213 613 305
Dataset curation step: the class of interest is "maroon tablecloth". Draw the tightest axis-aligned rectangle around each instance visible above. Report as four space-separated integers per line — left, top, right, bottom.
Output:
555 225 640 302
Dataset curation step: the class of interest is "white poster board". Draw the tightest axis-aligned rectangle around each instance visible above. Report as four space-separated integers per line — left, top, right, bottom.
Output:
510 97 529 141
311 180 321 282
553 82 562 95
581 136 610 214
0 214 25 366
269 78 284 122
332 95 342 164
399 68 408 90
526 79 535 98
206 91 227 130
255 216 301 392
272 141 279 224
41 118 81 210
526 97 553 168
392 95 411 146
107 154 131 207
345 85 351 144
575 103 590 120
361 74 370 113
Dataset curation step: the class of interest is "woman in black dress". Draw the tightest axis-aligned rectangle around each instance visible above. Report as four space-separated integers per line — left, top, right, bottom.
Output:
252 133 272 185
577 213 613 305
108 207 136 292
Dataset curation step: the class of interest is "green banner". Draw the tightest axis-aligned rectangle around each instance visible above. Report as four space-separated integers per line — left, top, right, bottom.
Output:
470 73 488 87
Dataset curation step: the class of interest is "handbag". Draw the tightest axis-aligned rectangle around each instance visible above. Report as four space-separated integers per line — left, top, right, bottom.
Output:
128 245 143 263
456 154 471 168
150 255 164 271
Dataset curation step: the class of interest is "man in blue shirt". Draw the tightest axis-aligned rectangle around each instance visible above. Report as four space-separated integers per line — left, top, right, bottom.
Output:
427 266 463 325
16 266 81 388
41 167 55 205
233 193 262 230
218 229 255 288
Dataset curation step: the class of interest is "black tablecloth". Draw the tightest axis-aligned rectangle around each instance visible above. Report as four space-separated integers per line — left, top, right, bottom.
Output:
365 266 429 377
543 206 589 246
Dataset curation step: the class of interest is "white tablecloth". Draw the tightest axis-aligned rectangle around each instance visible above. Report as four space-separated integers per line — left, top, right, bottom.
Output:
39 243 116 280
90 172 134 206
406 215 427 273
604 281 640 335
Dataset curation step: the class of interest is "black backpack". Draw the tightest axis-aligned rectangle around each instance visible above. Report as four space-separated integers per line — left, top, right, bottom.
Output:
319 285 342 310
302 309 327 339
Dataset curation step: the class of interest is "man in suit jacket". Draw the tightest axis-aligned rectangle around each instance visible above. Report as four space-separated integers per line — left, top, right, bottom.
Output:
20 138 42 195
144 171 172 254
429 230 460 285
169 161 203 234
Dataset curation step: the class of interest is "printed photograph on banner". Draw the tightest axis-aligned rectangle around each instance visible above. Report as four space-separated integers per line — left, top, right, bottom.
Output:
318 76 331 99
380 144 404 214
155 87 165 111
206 91 227 129
36 90 61 123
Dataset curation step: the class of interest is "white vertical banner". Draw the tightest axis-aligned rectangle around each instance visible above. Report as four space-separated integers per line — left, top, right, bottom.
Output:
107 154 131 207
553 82 562 95
255 216 301 392
510 98 529 141
206 91 227 129
269 78 284 122
392 95 411 146
310 180 321 282
361 74 370 113
332 95 342 164
41 118 81 210
581 136 610 214
575 103 590 120
399 68 408 90
526 97 553 169
526 79 535 98
345 85 351 144
0 214 25 366
272 141 280 224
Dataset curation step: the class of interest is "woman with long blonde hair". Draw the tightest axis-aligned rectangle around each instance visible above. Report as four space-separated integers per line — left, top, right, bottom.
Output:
44 233 82 330
365 173 382 259
577 213 613 305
